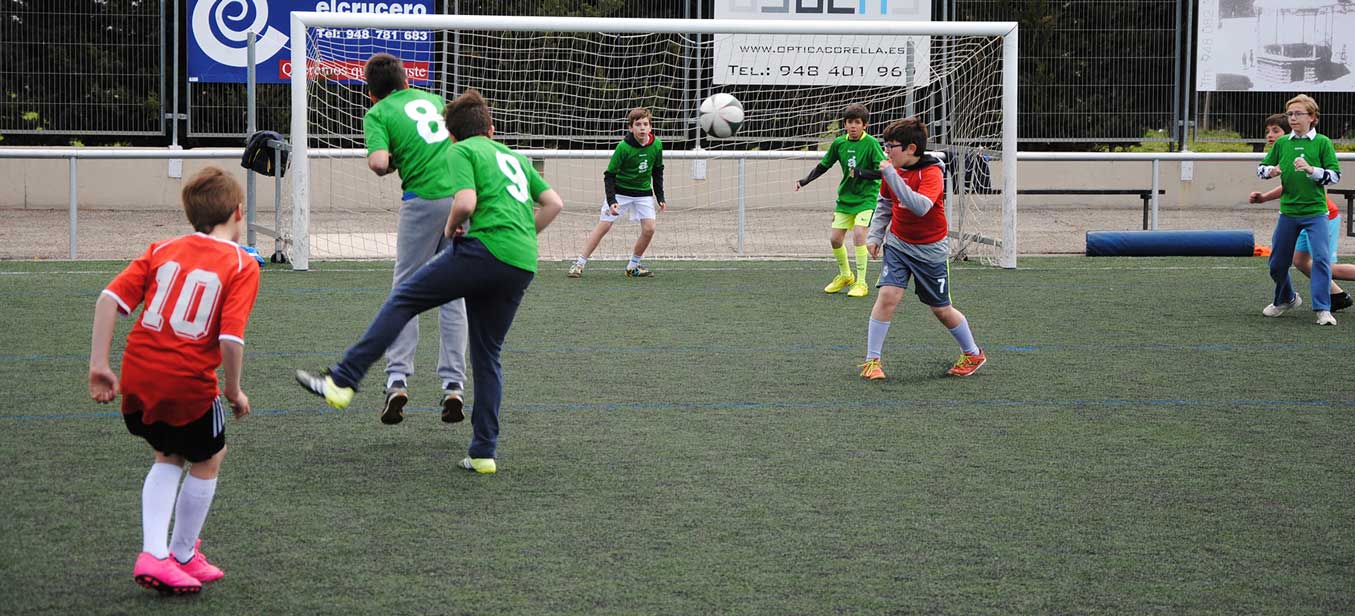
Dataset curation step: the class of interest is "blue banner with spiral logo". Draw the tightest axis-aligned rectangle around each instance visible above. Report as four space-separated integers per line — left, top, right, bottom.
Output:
187 0 434 84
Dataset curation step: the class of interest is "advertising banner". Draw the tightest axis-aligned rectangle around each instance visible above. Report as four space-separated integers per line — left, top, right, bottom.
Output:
713 0 931 86
188 0 434 84
1197 0 1355 92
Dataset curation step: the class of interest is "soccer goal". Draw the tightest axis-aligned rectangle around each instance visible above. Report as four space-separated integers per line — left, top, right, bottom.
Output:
286 13 1018 270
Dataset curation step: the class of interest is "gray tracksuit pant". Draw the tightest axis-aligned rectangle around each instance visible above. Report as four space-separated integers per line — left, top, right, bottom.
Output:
385 196 468 389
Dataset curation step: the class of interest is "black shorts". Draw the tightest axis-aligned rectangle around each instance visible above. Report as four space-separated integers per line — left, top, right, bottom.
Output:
124 398 226 463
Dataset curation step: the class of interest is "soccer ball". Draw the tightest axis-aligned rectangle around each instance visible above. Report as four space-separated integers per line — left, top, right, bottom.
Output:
699 93 744 138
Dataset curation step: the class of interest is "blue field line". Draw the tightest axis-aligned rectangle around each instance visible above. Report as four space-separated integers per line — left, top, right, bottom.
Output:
5 397 1353 423
5 340 1355 365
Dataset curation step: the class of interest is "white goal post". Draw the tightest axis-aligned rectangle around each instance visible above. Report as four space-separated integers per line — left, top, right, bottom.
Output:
287 13 1018 270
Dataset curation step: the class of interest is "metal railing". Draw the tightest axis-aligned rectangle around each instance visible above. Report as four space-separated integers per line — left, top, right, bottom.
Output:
7 147 1354 262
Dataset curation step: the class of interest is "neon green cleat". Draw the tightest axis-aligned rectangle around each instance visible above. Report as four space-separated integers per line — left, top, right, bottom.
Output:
294 369 355 410
846 281 870 297
459 457 497 474
824 274 855 293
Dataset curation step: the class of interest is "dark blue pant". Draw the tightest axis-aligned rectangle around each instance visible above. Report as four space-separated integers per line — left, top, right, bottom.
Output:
330 237 533 459
1269 212 1332 311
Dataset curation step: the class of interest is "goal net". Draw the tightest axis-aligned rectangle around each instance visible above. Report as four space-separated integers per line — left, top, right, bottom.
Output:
288 14 1017 270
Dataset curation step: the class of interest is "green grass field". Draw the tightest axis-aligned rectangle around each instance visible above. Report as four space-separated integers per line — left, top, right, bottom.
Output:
1 257 1352 615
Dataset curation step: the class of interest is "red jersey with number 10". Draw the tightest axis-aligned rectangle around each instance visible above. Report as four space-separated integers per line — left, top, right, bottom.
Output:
102 233 260 426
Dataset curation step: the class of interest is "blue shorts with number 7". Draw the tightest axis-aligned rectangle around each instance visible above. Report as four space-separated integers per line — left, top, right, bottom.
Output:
878 243 951 307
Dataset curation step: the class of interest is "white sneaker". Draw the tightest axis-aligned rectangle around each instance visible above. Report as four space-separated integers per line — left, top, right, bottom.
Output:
1316 310 1337 326
1262 293 1301 317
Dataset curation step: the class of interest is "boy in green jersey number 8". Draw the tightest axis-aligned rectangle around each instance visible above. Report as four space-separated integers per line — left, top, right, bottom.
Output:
794 103 886 298
361 53 469 424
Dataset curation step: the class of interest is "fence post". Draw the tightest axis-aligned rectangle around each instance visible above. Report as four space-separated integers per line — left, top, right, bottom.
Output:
246 31 258 247
737 158 746 257
69 157 78 259
1151 159 1161 230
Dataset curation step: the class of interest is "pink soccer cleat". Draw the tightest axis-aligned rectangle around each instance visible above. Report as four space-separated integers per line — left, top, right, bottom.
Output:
133 552 202 595
173 539 224 583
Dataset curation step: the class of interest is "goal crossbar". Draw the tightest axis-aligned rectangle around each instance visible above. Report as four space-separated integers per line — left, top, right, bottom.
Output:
288 13 1019 269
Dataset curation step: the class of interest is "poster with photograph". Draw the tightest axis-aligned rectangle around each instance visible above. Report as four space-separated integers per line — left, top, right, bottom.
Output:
1197 0 1355 92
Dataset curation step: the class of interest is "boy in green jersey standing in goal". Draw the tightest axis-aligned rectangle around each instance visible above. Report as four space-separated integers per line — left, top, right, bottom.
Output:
794 103 885 298
297 90 565 474
568 107 667 278
362 53 469 423
1255 94 1342 325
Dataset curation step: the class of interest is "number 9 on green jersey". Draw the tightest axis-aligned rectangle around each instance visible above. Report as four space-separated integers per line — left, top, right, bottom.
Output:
446 136 552 273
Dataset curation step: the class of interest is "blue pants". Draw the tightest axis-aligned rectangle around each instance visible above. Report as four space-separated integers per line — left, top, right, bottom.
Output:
1270 212 1332 311
330 237 534 459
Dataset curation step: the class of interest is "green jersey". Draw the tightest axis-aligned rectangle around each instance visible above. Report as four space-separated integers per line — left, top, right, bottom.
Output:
606 133 664 197
1260 131 1340 218
363 88 455 200
447 136 551 272
820 133 885 215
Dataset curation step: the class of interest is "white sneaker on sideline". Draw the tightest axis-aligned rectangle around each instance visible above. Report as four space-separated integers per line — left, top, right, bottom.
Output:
1262 293 1302 317
1316 310 1337 326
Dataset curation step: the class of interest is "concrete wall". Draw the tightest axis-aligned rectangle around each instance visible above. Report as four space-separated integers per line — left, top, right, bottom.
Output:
0 151 1301 211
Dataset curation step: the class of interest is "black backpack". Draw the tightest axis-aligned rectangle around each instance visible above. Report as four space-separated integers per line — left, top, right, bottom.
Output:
241 130 289 177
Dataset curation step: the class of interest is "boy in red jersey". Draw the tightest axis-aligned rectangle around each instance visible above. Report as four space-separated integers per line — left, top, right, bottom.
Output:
859 118 985 380
88 166 260 594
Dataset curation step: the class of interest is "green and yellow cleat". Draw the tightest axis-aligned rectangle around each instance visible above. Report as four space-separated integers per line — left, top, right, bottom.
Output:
459 457 497 474
295 369 355 410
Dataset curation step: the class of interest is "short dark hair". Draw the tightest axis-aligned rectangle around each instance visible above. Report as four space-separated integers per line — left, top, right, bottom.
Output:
627 107 652 127
1264 113 1288 131
182 166 243 233
364 53 407 100
444 89 493 140
881 118 928 155
843 103 869 124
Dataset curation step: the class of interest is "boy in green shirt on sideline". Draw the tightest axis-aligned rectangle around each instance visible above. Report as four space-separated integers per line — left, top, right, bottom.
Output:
296 89 565 474
794 103 885 298
1255 94 1342 325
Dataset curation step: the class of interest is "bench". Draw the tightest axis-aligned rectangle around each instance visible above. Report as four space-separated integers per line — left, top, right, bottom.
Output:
1017 189 1167 230
1328 188 1355 237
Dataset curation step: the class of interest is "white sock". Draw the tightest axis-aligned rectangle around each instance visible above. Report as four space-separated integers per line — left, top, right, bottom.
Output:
948 317 980 355
866 318 891 360
169 475 218 563
574 256 587 266
385 373 407 388
628 255 642 269
141 463 182 559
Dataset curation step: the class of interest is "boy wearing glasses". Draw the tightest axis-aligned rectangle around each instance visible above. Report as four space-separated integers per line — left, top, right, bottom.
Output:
859 118 985 380
1254 94 1342 325
1249 112 1354 312
794 103 886 298
361 53 469 421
